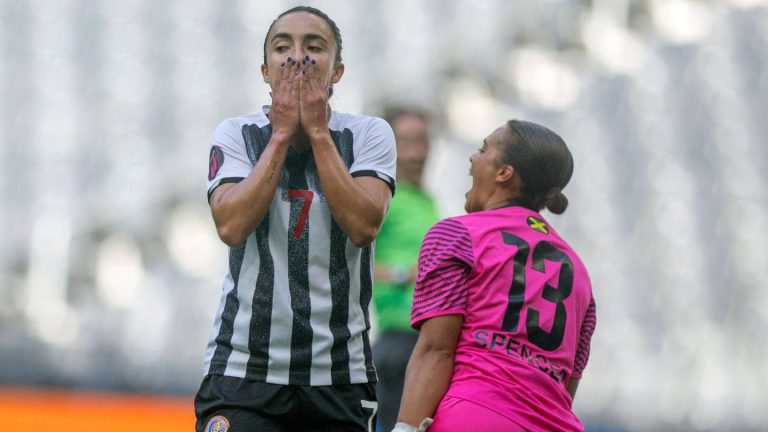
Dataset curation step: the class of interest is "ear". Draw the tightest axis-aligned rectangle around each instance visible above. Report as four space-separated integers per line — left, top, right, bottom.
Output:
330 63 345 84
496 164 515 185
261 64 270 83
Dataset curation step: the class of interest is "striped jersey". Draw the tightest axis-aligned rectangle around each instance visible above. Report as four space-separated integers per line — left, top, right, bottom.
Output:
204 107 396 386
412 204 596 431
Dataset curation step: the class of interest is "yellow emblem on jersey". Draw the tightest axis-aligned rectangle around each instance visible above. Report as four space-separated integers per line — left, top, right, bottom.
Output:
206 415 230 432
527 216 549 234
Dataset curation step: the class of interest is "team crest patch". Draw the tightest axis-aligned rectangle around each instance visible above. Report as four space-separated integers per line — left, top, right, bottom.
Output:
527 216 549 234
209 146 224 181
205 415 230 432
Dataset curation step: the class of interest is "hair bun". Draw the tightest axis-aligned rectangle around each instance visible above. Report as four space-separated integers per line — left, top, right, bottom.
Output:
545 189 568 214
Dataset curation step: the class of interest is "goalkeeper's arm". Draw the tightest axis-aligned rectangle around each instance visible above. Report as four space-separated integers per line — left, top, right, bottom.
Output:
395 314 463 431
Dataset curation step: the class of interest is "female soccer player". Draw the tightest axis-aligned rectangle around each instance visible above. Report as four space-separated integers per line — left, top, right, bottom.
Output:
394 121 596 432
196 6 396 432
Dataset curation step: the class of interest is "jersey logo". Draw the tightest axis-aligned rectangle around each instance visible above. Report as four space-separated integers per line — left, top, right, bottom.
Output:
209 146 224 181
527 216 549 234
205 415 230 432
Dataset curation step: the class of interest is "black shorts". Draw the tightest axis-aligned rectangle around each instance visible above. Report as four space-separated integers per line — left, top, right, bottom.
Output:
194 374 378 432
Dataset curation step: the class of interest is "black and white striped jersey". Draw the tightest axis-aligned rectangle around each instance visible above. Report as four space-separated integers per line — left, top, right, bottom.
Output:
204 107 396 386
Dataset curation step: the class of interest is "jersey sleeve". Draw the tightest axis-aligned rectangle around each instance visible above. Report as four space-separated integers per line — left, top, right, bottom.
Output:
571 296 596 379
207 118 253 201
349 117 397 195
411 218 474 329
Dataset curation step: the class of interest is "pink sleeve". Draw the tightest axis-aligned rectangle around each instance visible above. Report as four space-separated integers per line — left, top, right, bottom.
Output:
572 297 596 379
411 219 474 329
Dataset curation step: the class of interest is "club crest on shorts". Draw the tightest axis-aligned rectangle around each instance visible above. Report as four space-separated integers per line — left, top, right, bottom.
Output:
205 415 230 432
209 146 224 181
527 216 549 234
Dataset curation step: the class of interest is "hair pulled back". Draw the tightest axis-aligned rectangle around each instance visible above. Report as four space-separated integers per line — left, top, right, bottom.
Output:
262 6 343 65
500 120 574 214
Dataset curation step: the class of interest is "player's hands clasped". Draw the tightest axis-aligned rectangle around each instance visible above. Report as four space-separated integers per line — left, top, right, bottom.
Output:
269 57 302 141
297 55 331 138
270 55 331 142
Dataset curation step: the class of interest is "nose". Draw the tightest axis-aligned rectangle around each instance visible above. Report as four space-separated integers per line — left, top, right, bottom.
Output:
291 47 311 61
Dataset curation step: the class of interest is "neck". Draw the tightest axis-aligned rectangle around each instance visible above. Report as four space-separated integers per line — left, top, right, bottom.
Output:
397 175 422 189
483 191 521 211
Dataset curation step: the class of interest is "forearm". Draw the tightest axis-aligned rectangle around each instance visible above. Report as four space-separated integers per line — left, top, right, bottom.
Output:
397 346 455 426
211 135 289 246
309 131 387 247
567 378 580 400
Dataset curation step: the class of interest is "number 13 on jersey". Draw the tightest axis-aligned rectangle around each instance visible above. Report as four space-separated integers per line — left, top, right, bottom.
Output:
500 231 574 352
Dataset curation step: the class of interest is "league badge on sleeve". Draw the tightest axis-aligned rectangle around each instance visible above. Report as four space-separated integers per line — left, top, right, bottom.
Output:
209 146 224 181
526 216 549 234
205 415 230 432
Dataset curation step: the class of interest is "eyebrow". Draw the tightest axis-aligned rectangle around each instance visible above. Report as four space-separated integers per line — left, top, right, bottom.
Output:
270 32 329 44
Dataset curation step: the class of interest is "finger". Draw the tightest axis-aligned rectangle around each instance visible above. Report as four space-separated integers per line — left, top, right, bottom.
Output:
309 57 317 81
310 58 325 95
302 57 314 93
302 57 310 91
276 59 289 95
289 58 300 100
298 69 305 105
284 57 295 89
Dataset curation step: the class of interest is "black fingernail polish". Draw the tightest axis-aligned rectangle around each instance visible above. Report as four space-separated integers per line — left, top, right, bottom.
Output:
281 62 285 67
311 59 316 65
287 57 292 61
302 59 306 65
305 55 309 60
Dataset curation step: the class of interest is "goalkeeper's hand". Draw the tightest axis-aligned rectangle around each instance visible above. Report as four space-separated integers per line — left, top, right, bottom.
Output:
391 418 433 432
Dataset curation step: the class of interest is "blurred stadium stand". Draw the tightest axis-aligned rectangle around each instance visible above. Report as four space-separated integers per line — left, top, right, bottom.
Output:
1 0 766 430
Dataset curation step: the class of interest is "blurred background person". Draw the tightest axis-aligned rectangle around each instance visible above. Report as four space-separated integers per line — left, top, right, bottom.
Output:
372 107 440 432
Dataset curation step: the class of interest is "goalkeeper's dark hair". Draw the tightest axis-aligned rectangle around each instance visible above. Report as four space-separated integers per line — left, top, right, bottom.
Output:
499 120 574 214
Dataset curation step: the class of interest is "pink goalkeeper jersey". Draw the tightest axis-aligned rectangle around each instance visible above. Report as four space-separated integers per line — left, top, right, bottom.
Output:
412 205 596 432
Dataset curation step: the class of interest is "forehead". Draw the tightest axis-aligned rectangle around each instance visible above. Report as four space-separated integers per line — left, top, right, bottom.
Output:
392 114 428 133
269 12 334 40
484 126 511 149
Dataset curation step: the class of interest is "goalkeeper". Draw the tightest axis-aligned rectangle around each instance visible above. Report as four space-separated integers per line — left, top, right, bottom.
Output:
393 120 596 431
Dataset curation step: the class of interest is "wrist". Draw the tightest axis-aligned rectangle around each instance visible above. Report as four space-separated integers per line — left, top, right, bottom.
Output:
391 423 418 432
306 127 331 143
392 418 433 432
269 130 293 146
